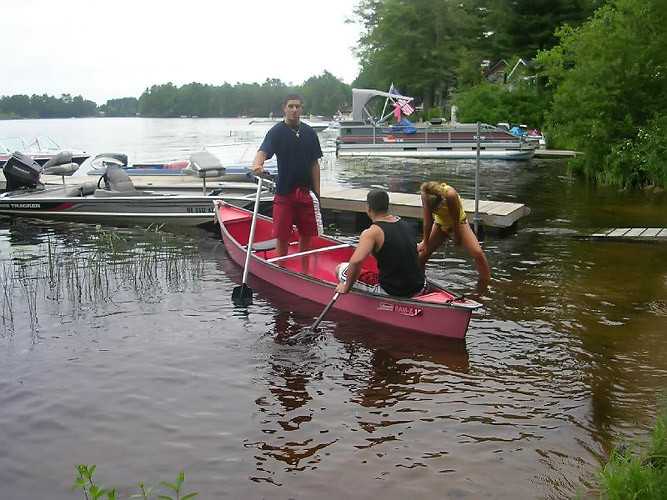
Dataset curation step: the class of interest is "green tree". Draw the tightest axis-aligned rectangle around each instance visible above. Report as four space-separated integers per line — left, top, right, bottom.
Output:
0 94 34 118
538 0 667 187
453 80 549 127
101 98 139 117
352 0 483 109
486 0 601 59
138 83 178 117
298 71 350 116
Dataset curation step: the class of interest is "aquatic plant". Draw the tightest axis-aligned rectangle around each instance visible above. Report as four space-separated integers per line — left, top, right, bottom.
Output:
593 409 667 499
0 224 205 337
0 262 14 333
72 464 198 500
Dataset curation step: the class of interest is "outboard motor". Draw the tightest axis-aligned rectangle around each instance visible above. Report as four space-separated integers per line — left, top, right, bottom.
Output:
3 151 42 190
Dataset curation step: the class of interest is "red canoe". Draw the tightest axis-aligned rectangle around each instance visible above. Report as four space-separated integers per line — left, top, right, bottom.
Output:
214 201 482 339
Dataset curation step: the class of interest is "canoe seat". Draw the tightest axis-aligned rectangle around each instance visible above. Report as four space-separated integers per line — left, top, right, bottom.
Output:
249 238 277 258
252 239 277 251
247 238 298 258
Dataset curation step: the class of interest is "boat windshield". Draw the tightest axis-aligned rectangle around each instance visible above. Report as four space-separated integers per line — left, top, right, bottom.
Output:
204 143 277 167
0 137 30 153
33 136 61 151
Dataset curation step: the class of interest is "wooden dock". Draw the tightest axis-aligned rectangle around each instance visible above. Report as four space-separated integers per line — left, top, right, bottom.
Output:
533 149 581 159
590 227 667 242
320 187 529 229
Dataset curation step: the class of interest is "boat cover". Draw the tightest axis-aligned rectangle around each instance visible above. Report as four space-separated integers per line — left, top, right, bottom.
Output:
389 118 417 134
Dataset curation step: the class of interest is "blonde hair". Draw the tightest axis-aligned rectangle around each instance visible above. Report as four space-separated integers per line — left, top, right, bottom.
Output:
420 181 444 211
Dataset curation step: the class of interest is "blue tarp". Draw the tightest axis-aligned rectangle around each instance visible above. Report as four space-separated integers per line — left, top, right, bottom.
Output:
389 118 418 134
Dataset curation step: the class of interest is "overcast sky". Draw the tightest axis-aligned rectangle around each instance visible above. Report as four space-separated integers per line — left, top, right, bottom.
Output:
2 0 362 104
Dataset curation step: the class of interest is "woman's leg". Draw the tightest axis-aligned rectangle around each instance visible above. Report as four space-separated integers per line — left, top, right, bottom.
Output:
458 223 491 283
419 223 448 269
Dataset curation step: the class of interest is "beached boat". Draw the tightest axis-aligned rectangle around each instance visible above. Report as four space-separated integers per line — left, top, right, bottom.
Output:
0 152 272 227
0 136 90 167
336 88 535 160
214 200 481 339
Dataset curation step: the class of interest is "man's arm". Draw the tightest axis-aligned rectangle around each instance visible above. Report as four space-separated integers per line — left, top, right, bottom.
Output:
311 159 320 197
335 227 378 294
252 150 267 176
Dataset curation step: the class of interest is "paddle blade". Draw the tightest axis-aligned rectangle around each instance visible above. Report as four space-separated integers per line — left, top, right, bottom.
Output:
232 283 253 307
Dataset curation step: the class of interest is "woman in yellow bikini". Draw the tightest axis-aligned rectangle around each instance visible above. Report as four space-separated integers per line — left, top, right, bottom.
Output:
418 181 491 290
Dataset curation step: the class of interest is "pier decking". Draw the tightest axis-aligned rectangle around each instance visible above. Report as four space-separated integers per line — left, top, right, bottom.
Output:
320 187 528 229
590 227 667 242
533 149 581 159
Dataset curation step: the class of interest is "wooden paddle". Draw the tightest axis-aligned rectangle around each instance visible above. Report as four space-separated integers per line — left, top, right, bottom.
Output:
232 177 264 306
309 291 341 332
288 291 341 343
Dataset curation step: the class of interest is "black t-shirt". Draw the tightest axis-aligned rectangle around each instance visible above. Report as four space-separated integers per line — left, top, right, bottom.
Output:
374 219 425 297
259 121 323 195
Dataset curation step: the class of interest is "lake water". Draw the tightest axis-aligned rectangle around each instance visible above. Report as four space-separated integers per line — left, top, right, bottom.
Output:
1 118 666 499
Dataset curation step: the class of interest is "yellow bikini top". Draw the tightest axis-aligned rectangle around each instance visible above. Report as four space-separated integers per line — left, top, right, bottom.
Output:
433 182 467 225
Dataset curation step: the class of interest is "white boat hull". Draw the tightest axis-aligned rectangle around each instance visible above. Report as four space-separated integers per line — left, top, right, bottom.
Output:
337 145 535 161
0 190 271 227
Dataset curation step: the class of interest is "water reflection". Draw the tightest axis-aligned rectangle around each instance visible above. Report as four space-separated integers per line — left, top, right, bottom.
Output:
214 250 472 481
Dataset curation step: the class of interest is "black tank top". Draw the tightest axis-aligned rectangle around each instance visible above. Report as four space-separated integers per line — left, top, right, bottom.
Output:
373 219 425 297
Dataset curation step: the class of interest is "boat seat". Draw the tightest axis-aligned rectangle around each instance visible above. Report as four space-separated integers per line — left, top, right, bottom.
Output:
64 181 98 197
247 238 299 258
185 151 226 178
43 163 79 176
42 151 74 169
252 239 277 251
94 163 139 197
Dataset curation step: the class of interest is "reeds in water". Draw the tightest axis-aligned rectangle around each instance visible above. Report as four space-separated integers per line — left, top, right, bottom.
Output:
0 225 205 336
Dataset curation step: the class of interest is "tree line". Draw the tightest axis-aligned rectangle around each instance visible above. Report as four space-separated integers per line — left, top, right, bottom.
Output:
0 71 351 120
1 0 664 187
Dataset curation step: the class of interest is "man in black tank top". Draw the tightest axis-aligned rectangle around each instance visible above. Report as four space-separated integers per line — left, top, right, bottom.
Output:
336 189 425 297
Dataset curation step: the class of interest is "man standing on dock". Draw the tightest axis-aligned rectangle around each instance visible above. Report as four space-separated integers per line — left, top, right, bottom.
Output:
252 93 323 273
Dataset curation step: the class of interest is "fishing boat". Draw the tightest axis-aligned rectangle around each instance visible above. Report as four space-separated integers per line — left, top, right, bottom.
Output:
0 152 272 227
53 144 279 193
214 200 481 339
335 88 535 160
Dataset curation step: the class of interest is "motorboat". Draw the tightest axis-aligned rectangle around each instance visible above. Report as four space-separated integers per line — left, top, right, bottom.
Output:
0 136 90 167
335 88 535 160
41 143 278 194
0 152 272 227
214 200 481 339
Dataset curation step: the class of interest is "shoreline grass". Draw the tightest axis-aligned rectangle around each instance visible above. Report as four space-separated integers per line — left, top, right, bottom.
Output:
592 407 667 499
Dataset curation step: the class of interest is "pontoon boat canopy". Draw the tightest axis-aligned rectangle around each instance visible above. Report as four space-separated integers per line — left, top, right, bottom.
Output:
351 88 414 122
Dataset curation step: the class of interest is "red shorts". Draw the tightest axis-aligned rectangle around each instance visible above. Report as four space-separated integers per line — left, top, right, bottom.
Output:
272 187 323 240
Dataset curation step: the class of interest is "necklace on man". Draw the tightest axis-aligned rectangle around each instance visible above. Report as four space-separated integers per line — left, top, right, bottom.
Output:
287 121 300 138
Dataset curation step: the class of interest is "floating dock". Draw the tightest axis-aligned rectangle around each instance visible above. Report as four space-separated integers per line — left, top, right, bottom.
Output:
590 227 667 242
320 187 528 229
533 149 581 159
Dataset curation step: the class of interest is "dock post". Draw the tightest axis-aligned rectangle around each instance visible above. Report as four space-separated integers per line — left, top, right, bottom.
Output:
474 122 482 236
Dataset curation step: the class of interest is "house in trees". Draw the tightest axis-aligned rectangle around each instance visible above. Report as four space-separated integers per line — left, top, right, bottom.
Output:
481 58 536 89
505 58 536 89
482 60 508 84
